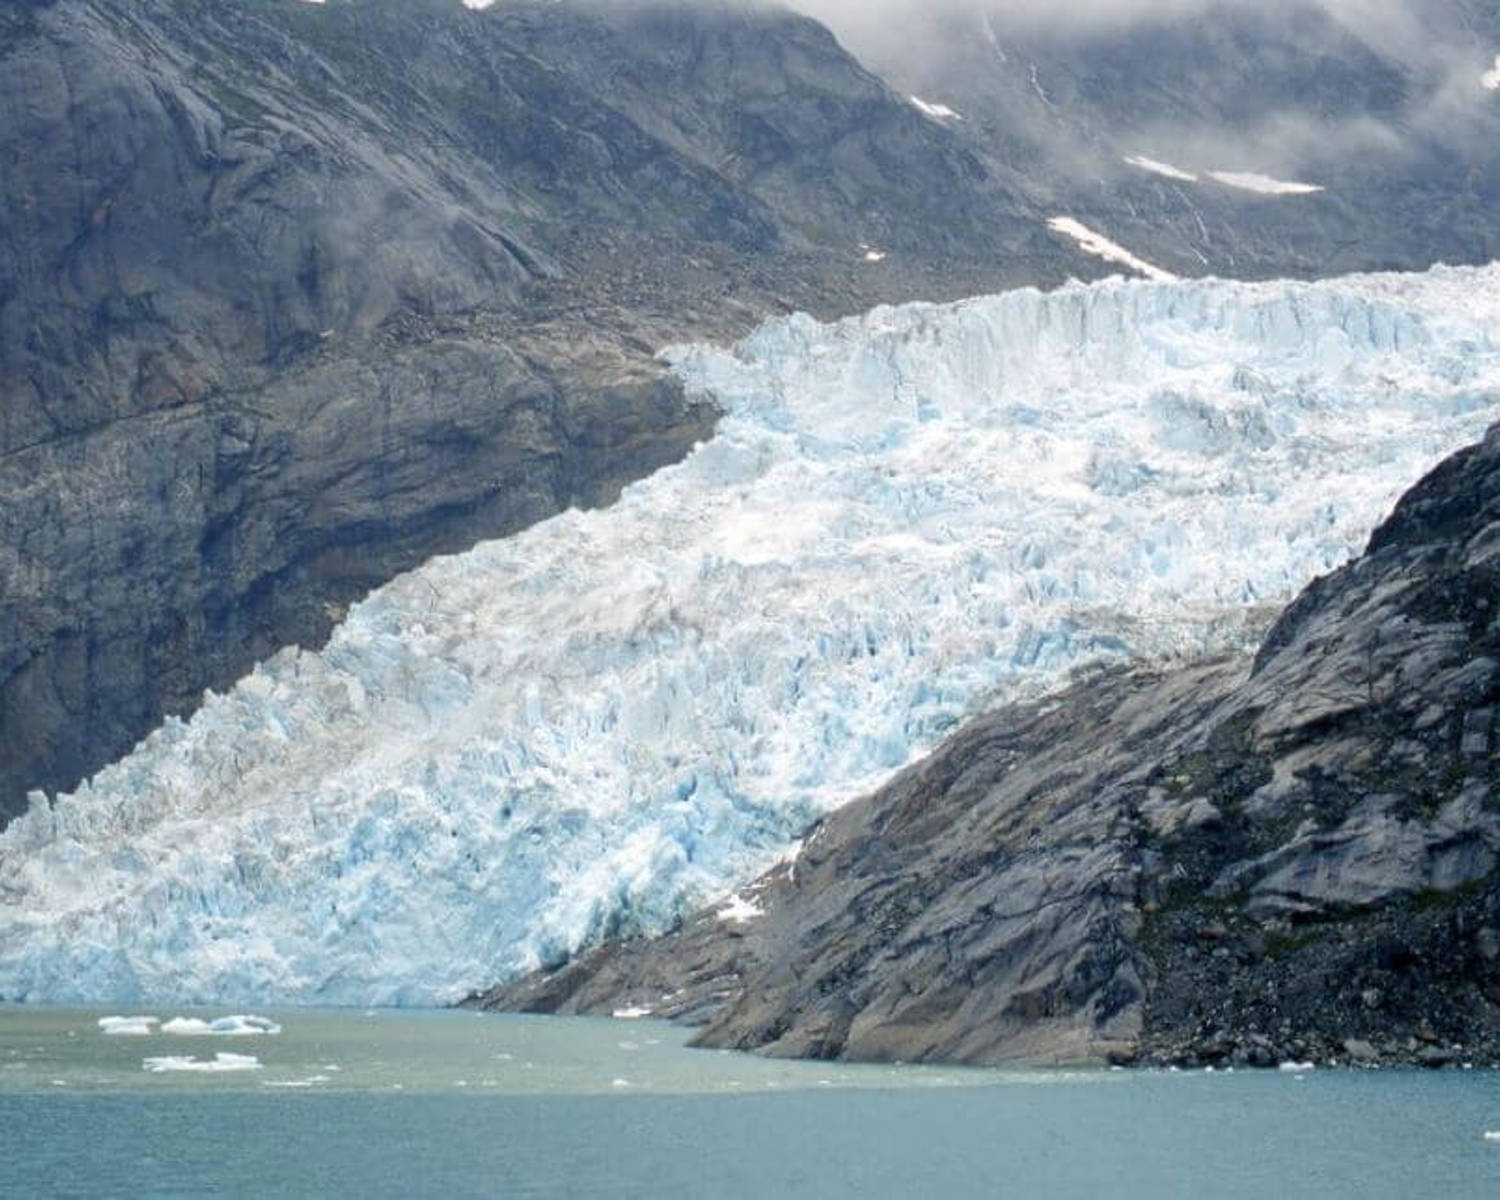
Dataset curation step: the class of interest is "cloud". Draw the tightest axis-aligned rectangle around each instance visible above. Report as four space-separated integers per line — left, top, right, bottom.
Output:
784 0 1441 61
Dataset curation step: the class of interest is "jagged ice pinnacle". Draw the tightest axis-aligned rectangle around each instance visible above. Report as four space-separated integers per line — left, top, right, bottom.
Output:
4 265 1500 1005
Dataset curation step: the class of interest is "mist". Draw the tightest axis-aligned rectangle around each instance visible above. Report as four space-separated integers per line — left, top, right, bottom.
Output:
786 0 1430 35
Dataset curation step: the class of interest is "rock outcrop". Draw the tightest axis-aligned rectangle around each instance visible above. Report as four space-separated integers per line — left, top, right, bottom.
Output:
479 422 1500 1068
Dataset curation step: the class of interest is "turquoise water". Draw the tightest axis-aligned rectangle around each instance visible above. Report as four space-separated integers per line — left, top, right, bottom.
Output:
3 1007 1499 1198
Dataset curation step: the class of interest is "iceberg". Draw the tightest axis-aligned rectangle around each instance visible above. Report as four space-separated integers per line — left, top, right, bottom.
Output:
159 1015 282 1036
141 1053 262 1073
4 266 1500 1005
98 1016 159 1036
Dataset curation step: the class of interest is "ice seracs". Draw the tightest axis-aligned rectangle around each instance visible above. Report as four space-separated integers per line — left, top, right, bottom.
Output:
3 265 1500 1007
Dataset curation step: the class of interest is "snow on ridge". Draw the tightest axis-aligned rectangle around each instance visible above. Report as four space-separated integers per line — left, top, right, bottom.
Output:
5 266 1500 1007
1124 158 1322 196
717 894 764 924
1124 155 1198 183
1047 217 1178 282
910 96 963 121
1208 171 1323 196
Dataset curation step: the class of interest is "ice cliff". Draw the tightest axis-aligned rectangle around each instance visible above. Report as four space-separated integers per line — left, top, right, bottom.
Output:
4 266 1500 1005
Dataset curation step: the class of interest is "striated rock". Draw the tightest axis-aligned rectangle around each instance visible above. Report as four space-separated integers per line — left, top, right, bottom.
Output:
479 423 1500 1067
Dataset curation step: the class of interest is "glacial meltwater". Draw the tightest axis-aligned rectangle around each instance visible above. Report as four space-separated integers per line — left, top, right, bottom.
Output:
3 1007 1498 1198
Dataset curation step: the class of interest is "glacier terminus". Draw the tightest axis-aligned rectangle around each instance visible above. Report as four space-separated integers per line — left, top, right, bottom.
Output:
4 266 1500 1006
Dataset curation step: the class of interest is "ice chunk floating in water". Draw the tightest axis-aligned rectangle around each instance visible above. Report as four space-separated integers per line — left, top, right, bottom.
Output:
159 1015 282 1036
98 1016 158 1036
5 266 1500 1006
142 1053 262 1074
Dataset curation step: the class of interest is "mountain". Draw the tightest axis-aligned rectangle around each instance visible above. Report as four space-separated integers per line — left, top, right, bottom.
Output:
0 0 1082 822
8 0 1500 826
819 0 1500 279
3 262 1498 1007
480 416 1500 1070
6 0 1500 1034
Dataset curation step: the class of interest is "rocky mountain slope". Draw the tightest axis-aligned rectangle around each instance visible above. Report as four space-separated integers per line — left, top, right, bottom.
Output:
0 0 1088 822
481 421 1500 1069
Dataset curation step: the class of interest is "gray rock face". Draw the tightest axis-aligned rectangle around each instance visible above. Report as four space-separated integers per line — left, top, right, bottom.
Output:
480 424 1500 1068
0 0 1089 820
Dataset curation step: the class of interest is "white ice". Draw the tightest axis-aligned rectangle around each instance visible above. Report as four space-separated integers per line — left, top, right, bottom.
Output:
160 1015 282 1036
142 1053 262 1073
1278 1061 1316 1073
4 265 1500 1006
1124 156 1198 182
98 1016 158 1036
910 96 963 121
1047 217 1178 282
1207 171 1324 196
717 894 764 924
612 1006 654 1019
1484 56 1500 91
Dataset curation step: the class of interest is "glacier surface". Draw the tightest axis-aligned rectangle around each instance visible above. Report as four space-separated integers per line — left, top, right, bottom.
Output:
5 266 1500 1005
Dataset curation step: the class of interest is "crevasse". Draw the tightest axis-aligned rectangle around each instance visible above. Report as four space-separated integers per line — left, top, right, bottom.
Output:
4 266 1500 1006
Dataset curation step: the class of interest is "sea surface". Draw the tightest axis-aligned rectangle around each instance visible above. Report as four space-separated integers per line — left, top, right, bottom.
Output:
2 1006 1499 1198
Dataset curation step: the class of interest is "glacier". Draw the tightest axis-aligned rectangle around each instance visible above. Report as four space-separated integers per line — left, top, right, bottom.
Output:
5 265 1500 1006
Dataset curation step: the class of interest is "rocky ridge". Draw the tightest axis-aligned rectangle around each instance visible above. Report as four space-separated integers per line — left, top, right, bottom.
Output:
479 421 1500 1069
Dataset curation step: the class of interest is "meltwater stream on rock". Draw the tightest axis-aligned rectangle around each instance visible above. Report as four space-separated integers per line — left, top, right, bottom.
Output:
4 266 1500 1005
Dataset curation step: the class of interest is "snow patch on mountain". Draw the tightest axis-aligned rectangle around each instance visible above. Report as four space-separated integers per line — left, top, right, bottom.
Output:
1047 217 1178 282
1208 171 1324 196
910 96 962 121
1125 156 1198 183
4 266 1500 1007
